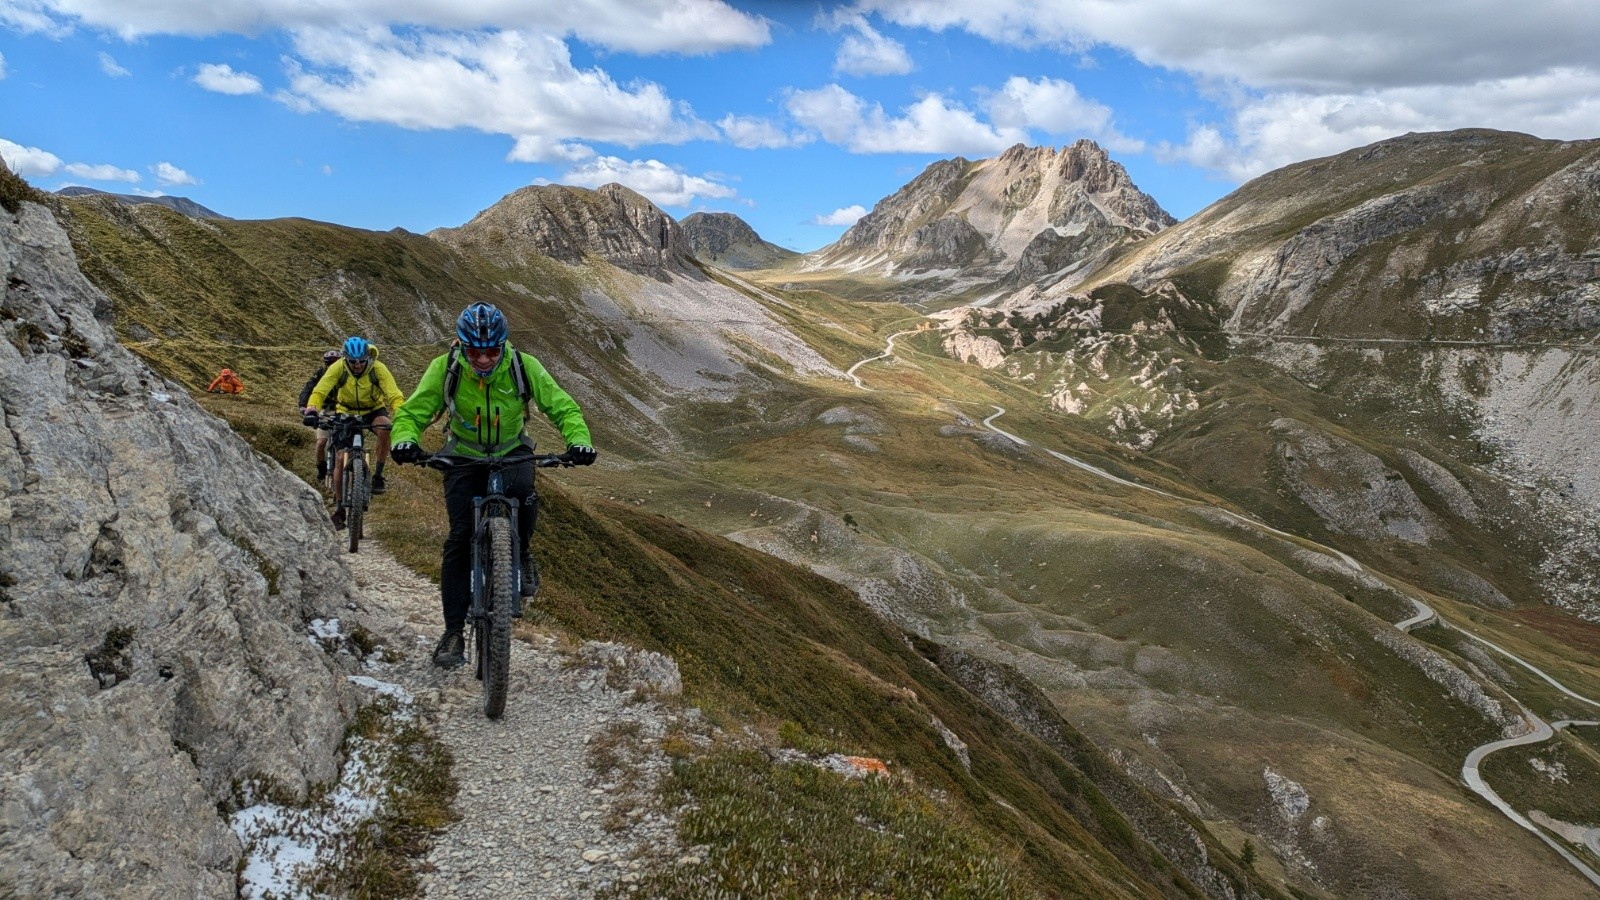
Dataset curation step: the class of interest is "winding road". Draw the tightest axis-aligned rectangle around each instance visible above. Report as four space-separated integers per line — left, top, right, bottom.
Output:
849 332 1600 887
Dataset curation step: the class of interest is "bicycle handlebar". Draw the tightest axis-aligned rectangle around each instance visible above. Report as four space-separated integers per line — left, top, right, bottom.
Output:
305 411 388 430
407 451 575 471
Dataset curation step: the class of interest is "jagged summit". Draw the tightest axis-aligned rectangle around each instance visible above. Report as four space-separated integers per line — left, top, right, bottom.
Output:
430 181 694 273
55 186 228 220
805 140 1174 297
680 211 798 271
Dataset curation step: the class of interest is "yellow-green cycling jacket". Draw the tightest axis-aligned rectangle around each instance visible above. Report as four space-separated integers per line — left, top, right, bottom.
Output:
308 351 406 415
391 344 591 457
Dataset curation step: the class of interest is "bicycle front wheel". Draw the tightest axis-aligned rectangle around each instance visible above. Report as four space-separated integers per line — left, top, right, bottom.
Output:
482 515 514 719
346 454 367 554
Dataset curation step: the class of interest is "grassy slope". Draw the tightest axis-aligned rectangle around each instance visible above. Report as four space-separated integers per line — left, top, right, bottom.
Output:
622 316 1600 898
61 179 1600 898
221 396 1257 898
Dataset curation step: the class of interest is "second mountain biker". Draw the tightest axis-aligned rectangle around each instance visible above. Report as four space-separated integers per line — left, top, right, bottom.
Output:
390 302 596 669
305 336 406 527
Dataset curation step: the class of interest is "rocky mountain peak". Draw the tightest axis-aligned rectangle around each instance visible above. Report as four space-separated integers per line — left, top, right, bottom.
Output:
430 181 694 273
806 141 1174 298
680 211 799 270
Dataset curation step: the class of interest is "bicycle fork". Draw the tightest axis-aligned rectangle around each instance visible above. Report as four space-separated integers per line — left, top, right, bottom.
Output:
469 475 524 620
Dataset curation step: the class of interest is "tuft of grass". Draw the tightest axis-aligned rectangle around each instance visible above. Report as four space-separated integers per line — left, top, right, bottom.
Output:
315 700 460 899
608 749 1021 899
0 162 44 213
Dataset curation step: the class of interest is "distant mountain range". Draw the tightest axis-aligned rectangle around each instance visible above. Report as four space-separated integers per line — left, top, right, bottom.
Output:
54 185 227 220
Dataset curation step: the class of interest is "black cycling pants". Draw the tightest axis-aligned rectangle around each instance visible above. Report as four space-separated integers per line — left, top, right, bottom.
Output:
440 457 537 632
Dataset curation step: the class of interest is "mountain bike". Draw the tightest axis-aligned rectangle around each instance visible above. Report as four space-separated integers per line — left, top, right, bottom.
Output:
411 449 575 719
308 412 384 554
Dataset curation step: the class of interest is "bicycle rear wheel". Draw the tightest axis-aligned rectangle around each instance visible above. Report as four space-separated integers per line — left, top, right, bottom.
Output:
346 454 367 554
482 515 514 718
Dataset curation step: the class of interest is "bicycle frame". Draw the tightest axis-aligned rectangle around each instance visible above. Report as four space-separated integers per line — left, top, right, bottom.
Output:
321 414 374 510
470 461 522 619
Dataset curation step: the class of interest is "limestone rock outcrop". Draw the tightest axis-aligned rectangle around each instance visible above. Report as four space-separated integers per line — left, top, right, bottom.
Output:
1 188 357 897
680 211 798 270
431 182 694 273
807 140 1174 296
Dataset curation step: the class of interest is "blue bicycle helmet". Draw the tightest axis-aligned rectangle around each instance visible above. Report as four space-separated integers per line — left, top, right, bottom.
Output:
456 302 508 349
343 336 371 361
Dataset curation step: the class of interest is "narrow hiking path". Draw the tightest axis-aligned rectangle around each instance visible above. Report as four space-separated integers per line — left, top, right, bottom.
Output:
345 543 684 898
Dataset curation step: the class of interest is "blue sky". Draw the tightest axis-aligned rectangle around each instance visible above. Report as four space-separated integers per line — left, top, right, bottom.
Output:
3 1 1598 252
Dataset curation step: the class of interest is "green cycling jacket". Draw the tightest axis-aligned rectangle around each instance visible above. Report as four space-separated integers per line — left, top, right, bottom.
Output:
391 344 591 457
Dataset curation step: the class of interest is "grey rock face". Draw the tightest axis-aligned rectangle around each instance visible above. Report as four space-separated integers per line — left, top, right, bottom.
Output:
0 195 356 898
1270 418 1443 544
433 182 694 273
679 212 798 270
809 141 1172 291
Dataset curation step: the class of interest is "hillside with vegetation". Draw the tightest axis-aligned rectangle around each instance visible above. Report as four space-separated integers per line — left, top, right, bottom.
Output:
23 130 1600 898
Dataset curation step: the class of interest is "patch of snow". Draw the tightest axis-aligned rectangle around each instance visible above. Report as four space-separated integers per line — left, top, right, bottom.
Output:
348 675 413 705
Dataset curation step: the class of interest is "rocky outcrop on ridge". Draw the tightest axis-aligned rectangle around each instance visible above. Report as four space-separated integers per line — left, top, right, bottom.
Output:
431 182 695 273
807 140 1174 295
0 186 358 897
680 211 798 270
54 186 228 220
1096 130 1600 344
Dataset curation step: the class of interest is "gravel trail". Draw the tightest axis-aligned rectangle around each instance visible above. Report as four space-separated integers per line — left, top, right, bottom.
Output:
345 543 683 898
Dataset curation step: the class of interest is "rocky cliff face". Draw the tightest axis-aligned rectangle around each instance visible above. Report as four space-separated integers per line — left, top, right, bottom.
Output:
1088 130 1600 504
680 212 799 270
1100 130 1600 343
0 190 360 896
431 182 695 273
807 141 1174 297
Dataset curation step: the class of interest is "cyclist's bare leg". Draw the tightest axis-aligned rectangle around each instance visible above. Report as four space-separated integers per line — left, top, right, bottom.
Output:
372 415 392 466
331 448 347 507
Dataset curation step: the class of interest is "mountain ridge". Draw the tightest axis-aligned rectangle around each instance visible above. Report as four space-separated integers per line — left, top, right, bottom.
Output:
679 210 799 270
799 139 1174 301
55 185 227 220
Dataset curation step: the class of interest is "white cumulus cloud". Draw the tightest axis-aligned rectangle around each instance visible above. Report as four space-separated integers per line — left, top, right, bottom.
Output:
813 204 867 226
153 161 199 185
549 156 736 207
0 138 64 177
0 51 8 79
285 27 711 162
857 1 1600 181
98 52 131 77
64 162 140 182
787 84 1027 154
833 16 913 77
7 0 771 55
194 62 263 95
985 76 1143 153
717 114 809 149
1157 70 1600 181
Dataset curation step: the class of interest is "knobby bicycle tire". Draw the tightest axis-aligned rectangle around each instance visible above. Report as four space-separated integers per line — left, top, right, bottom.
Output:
347 454 367 554
483 514 515 719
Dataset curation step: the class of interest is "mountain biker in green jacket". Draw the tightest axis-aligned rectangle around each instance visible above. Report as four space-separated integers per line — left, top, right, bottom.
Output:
390 302 596 668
